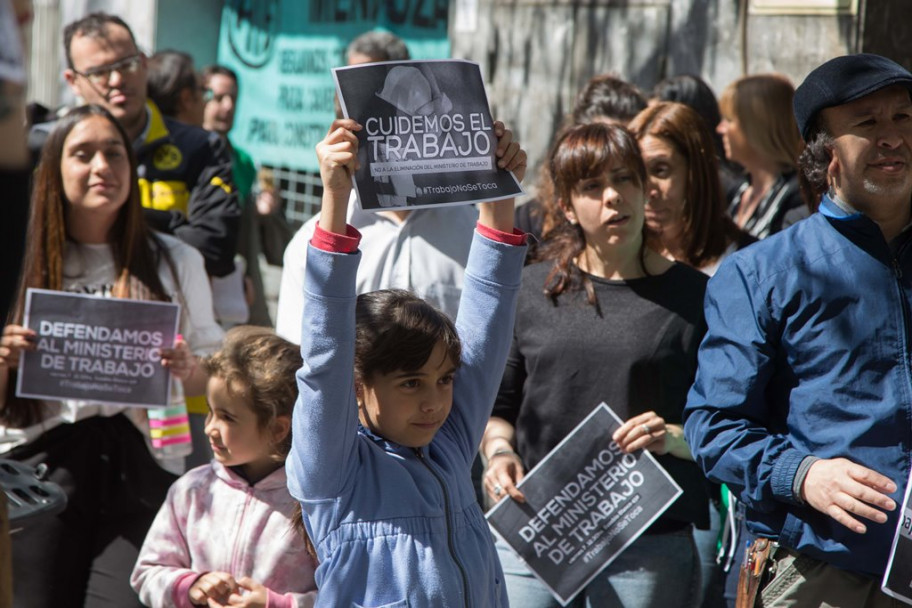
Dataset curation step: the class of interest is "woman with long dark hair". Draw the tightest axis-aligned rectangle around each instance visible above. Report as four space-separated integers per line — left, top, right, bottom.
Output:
651 74 742 195
630 102 754 607
629 101 754 275
483 123 709 607
0 105 222 606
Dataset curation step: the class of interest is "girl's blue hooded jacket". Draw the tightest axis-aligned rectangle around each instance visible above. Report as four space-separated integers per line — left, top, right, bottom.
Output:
288 229 525 607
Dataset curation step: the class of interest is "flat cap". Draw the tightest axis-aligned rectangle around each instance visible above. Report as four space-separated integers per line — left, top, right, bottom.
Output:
794 53 912 140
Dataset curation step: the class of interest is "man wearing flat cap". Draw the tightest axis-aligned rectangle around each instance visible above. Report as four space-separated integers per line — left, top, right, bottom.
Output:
684 53 912 606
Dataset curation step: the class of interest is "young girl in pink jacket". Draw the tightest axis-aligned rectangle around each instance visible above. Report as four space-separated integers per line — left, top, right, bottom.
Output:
132 326 318 608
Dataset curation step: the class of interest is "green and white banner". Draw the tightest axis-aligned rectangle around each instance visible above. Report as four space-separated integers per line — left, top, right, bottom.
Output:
217 0 450 172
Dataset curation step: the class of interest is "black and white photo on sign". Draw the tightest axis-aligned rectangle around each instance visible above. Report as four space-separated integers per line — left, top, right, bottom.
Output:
486 403 683 606
882 468 912 605
333 59 523 211
16 289 180 408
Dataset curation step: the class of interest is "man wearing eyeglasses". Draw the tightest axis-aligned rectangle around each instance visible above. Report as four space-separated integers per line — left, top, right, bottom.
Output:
58 12 240 279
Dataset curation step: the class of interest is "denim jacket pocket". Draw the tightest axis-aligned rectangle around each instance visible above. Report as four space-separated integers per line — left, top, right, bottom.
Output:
779 510 802 548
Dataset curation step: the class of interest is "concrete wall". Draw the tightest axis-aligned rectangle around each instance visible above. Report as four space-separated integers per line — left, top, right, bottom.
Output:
28 0 159 109
449 0 863 196
860 0 912 69
26 0 222 111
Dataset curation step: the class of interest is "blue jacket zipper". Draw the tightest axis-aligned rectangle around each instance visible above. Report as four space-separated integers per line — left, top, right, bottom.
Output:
415 447 472 608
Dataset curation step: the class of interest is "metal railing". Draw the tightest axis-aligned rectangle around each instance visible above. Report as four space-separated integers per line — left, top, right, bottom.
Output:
269 166 323 231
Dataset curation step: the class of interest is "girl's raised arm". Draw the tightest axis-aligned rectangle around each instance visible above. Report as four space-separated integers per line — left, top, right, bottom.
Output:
288 120 365 504
477 121 527 233
316 118 362 236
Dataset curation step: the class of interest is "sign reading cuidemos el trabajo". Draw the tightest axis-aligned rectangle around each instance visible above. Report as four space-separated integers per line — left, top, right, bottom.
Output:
333 59 523 211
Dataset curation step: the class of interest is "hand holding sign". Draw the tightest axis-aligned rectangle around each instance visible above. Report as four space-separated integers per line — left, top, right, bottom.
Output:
0 324 36 369
159 336 195 382
492 121 527 183
484 449 526 504
316 118 362 236
477 120 527 233
318 118 362 191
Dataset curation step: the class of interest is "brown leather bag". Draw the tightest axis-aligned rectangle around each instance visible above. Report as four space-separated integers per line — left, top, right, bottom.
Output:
736 538 774 608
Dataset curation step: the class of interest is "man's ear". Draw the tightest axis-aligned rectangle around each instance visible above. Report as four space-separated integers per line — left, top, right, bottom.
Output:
64 69 79 93
827 152 840 192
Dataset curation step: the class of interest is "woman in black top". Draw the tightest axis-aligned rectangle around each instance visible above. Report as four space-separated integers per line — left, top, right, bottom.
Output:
483 123 708 608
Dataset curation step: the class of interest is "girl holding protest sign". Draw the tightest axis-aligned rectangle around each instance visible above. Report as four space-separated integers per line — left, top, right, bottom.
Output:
131 326 318 607
483 122 709 608
0 104 223 606
286 117 526 607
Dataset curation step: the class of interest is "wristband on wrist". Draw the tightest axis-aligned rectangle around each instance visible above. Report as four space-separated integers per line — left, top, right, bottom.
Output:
487 448 520 463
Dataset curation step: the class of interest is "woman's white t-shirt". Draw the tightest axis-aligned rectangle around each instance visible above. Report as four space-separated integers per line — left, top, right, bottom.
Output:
0 233 224 453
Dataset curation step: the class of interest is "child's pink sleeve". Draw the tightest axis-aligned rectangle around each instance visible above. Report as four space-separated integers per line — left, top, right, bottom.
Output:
172 572 203 608
476 222 527 246
130 476 200 608
310 223 361 253
266 588 317 608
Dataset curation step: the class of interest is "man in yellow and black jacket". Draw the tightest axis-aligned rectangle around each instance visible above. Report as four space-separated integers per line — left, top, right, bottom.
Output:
136 100 239 278
34 12 242 279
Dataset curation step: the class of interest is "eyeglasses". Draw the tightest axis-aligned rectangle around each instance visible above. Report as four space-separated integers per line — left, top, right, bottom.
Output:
204 90 237 105
73 54 142 87
203 88 215 103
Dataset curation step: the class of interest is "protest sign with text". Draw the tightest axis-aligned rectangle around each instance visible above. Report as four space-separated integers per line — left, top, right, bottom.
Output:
486 402 683 606
16 289 180 408
333 59 523 211
882 467 912 605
